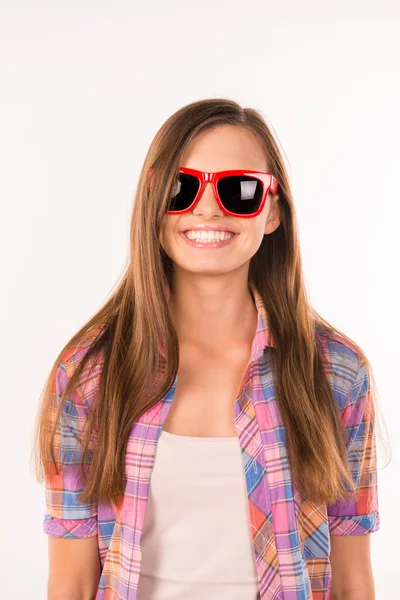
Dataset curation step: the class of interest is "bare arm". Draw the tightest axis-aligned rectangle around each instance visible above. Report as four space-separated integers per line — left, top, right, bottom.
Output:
330 534 375 600
47 536 101 600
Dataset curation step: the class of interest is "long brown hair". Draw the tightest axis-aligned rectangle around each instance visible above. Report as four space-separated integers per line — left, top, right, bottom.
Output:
31 98 390 509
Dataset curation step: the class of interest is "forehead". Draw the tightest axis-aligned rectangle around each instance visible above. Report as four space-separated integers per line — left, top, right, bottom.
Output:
180 125 268 173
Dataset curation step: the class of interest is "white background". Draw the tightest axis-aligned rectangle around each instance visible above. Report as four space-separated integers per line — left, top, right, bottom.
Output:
0 1 398 597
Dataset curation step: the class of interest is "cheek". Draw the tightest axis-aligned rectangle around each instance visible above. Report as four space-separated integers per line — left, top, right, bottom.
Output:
158 218 175 251
246 232 265 255
242 215 267 239
242 222 268 255
253 212 269 238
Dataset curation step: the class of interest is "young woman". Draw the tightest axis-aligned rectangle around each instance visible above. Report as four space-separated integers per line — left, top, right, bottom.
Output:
34 98 383 600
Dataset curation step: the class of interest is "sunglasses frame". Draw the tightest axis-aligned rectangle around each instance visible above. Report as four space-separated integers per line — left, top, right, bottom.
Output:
148 167 279 218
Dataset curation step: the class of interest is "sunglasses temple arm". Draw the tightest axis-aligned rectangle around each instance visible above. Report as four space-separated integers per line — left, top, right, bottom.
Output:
270 175 279 195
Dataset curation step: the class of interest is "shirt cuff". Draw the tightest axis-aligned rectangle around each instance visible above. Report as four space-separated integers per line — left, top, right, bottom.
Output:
328 511 380 535
43 513 98 538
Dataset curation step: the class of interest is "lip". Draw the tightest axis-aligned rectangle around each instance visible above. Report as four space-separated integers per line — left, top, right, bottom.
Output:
179 224 238 234
179 230 238 248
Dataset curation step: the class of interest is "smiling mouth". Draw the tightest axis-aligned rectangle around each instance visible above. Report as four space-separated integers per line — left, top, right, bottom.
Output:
178 231 239 247
182 230 236 240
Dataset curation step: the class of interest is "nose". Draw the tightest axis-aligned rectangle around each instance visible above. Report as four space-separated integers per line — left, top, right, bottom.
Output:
192 181 224 217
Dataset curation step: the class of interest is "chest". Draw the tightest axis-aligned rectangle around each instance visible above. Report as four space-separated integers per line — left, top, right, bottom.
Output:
161 345 252 437
100 347 333 598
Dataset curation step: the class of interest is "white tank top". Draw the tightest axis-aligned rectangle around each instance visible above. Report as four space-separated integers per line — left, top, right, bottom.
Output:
137 429 260 600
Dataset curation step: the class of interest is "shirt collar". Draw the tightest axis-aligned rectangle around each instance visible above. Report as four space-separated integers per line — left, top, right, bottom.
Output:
158 281 276 360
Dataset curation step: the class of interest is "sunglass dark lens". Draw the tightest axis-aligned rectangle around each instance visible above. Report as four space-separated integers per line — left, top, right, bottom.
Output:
169 173 200 211
217 176 263 215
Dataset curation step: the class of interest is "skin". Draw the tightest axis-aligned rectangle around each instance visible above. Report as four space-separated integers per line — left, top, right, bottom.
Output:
330 535 375 599
47 535 101 599
159 124 281 353
159 124 375 599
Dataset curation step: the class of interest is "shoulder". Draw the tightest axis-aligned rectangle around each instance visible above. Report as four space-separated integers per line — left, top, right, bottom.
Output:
314 326 367 412
58 331 106 410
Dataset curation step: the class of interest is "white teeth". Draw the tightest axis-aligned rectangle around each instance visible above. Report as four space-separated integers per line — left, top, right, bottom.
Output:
184 230 235 242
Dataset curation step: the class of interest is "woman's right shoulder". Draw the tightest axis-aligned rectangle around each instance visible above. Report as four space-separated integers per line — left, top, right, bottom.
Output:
58 329 107 409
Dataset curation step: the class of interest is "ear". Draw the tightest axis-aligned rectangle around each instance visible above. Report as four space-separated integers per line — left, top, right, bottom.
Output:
264 194 281 235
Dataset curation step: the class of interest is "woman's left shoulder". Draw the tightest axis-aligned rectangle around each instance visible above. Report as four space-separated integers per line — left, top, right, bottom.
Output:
314 326 367 409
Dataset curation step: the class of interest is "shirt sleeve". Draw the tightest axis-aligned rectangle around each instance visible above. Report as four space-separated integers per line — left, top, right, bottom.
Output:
42 360 98 538
327 359 380 535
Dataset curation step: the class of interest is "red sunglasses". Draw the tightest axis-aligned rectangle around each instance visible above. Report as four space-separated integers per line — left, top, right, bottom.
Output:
147 167 279 218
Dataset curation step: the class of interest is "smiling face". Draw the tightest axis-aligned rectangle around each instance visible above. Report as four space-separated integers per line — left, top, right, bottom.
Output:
159 124 281 278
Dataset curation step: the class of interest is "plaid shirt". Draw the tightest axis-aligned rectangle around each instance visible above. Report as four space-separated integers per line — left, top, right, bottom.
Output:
43 282 380 599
